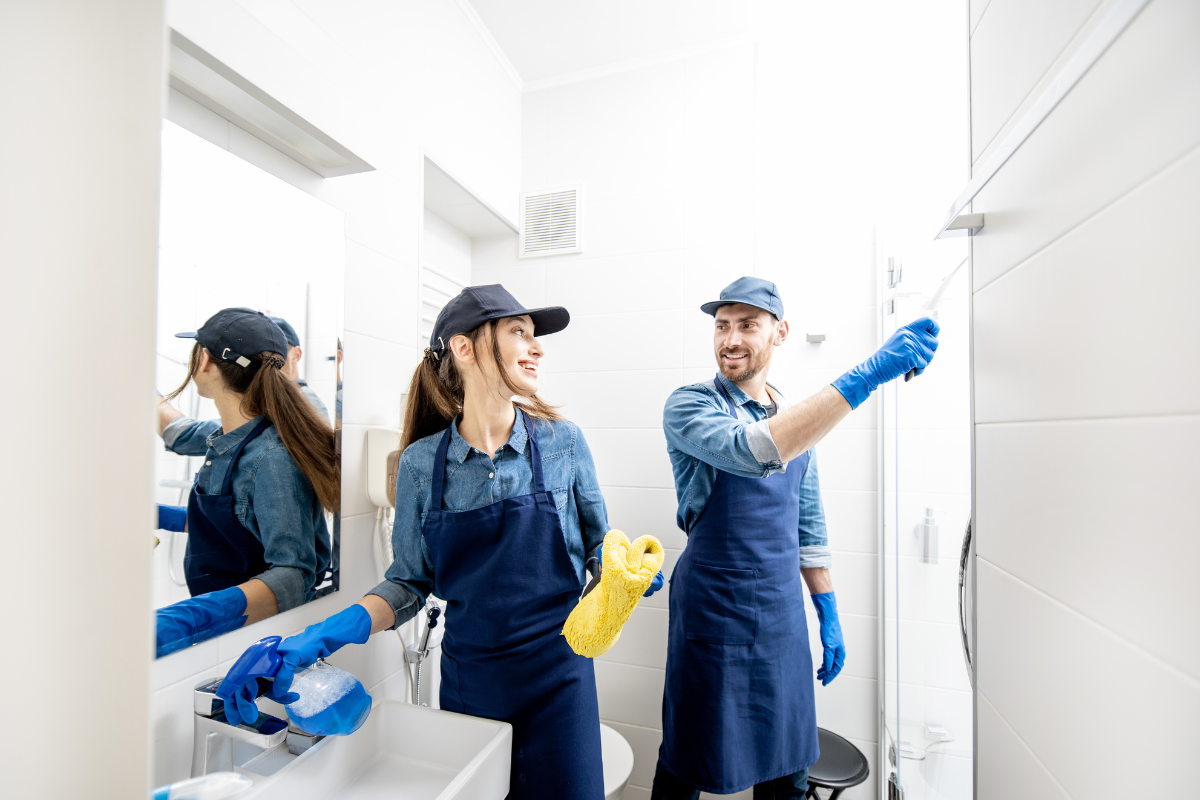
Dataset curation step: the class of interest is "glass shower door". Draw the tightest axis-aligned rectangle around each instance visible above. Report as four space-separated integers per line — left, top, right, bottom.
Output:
879 255 973 800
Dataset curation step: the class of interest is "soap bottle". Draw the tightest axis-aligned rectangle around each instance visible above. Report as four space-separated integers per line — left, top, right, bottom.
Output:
284 660 373 737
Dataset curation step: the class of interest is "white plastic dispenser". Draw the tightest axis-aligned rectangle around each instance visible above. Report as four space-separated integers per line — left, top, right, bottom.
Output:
916 508 938 564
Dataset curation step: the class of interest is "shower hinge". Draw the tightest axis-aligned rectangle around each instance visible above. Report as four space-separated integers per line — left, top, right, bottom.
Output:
885 298 895 315
886 257 903 288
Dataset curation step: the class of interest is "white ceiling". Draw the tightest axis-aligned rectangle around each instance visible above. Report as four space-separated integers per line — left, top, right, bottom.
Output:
468 0 753 85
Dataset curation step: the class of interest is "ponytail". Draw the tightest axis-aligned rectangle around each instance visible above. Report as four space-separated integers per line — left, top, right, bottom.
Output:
168 343 341 512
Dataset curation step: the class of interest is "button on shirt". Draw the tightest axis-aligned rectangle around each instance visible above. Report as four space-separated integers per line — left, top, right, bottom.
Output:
162 416 332 609
369 413 609 628
662 373 832 569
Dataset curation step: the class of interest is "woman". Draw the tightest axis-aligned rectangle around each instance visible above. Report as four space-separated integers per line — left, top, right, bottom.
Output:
222 285 619 800
154 307 338 657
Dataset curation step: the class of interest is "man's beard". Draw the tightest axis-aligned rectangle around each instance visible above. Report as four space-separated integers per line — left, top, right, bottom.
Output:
717 348 768 383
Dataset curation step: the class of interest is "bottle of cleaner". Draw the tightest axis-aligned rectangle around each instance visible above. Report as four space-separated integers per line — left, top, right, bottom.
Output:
284 660 372 736
151 772 253 800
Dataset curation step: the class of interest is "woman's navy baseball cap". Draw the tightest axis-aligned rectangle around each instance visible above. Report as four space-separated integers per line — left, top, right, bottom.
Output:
176 308 289 368
700 276 785 319
428 285 569 357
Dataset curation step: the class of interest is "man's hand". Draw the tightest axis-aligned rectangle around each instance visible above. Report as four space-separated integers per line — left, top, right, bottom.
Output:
810 591 846 685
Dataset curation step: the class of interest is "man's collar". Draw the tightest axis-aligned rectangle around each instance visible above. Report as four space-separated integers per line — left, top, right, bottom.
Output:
447 411 529 463
716 372 780 408
208 415 265 455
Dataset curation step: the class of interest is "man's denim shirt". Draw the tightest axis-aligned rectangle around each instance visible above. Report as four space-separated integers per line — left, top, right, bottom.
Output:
662 373 832 569
162 416 332 610
368 414 609 628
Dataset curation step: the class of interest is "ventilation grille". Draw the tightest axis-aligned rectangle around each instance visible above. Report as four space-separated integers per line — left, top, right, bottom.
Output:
520 186 582 257
420 265 465 345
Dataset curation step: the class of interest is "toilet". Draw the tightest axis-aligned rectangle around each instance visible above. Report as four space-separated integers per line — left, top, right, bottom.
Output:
600 723 635 800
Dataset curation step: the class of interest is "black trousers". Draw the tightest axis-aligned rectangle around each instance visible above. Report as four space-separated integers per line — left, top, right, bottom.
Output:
650 763 810 800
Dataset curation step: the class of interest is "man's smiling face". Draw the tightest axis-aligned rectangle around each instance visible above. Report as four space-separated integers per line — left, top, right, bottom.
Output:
712 303 782 383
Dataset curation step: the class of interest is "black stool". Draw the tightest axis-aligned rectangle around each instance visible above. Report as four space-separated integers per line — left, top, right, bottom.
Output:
804 728 870 799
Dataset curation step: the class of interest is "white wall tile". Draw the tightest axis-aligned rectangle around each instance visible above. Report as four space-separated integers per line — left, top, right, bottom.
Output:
600 486 686 550
813 674 877 743
585 192 685 258
340 332 415 427
808 611 878 681
595 662 666 729
585 428 676 490
599 606 669 669
977 416 1200 680
344 240 416 344
976 693 1071 800
973 147 1200 422
545 250 685 315
972 0 1200 289
969 0 1103 162
977 559 1200 797
552 309 684 373
814 429 878 493
544 369 684 430
471 262 546 309
822 490 878 555
828 552 878 618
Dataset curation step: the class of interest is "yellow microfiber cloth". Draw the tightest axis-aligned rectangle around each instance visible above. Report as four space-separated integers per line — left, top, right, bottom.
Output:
563 529 664 658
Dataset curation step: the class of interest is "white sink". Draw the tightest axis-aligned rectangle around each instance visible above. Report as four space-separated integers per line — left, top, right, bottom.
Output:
240 701 511 800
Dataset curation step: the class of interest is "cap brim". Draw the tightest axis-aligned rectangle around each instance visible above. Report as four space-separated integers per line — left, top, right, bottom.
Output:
699 298 776 317
174 332 198 338
523 306 571 337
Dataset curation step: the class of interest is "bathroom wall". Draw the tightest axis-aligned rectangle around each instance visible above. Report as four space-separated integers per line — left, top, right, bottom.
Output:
150 0 521 786
969 0 1200 796
0 1 163 796
473 3 967 796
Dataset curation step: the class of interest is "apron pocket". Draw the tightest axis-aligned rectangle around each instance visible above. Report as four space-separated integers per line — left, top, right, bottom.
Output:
685 563 758 645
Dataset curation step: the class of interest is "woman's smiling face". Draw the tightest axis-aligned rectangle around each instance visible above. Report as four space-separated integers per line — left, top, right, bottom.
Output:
492 314 543 396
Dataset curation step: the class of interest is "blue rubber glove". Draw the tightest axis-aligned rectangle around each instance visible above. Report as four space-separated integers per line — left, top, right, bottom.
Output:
156 586 248 658
157 504 188 532
217 679 261 727
810 592 846 686
267 604 372 704
831 317 940 409
643 570 665 597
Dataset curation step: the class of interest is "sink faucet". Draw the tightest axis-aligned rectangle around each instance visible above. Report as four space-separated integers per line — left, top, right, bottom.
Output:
191 676 289 777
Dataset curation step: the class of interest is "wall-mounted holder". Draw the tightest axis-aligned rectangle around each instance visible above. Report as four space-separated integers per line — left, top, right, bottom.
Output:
806 334 826 343
935 213 984 239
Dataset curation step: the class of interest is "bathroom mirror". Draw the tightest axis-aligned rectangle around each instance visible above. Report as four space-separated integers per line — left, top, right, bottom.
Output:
152 120 345 652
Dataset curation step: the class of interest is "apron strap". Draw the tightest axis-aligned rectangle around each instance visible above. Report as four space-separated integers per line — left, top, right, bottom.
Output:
712 374 739 418
218 417 274 495
522 409 546 494
431 423 455 509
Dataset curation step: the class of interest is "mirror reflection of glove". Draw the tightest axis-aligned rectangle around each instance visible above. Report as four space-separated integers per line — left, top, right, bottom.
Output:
267 604 372 704
642 570 665 597
217 678 261 727
810 591 846 686
157 504 187 532
155 586 247 658
832 317 940 409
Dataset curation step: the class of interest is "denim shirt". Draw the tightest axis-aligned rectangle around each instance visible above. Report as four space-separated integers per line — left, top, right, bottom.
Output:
662 373 832 569
162 416 332 609
368 413 609 628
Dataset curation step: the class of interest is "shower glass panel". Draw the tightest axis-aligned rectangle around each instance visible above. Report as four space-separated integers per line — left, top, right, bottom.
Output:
879 256 973 800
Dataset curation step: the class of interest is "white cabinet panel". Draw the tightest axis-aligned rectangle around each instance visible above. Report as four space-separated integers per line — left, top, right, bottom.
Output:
976 417 1200 681
976 693 1071 800
976 560 1200 797
344 241 415 345
973 147 1200 423
970 0 1103 163
972 0 1200 289
339 332 415 427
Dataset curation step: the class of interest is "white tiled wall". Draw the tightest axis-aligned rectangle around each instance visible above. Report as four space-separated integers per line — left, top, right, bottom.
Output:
150 0 520 786
971 0 1200 795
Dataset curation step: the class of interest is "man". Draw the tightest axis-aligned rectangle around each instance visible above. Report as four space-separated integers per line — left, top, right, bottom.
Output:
269 315 330 423
653 277 939 799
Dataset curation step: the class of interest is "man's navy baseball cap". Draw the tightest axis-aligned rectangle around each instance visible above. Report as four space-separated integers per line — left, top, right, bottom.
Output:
428 284 569 356
269 316 301 348
700 276 785 320
176 308 289 369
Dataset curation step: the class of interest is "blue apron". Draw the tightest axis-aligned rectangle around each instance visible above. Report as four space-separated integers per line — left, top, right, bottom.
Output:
423 411 604 800
184 418 273 596
659 376 818 793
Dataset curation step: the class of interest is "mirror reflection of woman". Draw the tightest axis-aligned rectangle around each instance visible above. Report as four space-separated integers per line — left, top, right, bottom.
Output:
154 308 338 657
221 286 612 800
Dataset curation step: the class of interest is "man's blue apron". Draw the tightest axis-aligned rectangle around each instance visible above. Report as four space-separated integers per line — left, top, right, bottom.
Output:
423 410 604 800
658 376 818 793
184 418 273 596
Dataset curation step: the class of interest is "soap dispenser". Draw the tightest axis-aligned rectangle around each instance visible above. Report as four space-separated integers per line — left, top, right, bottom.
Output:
916 508 938 565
